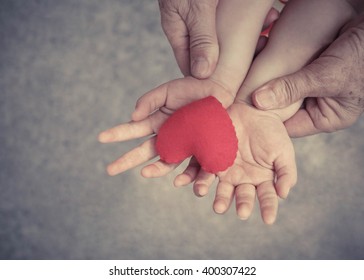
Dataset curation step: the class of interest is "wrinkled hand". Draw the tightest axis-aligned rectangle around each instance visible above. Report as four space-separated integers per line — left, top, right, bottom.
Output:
159 0 219 78
98 77 233 177
252 14 364 137
158 0 280 78
213 103 297 224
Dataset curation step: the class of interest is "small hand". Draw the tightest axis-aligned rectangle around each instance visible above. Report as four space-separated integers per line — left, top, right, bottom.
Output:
98 77 233 177
213 103 297 224
151 102 297 223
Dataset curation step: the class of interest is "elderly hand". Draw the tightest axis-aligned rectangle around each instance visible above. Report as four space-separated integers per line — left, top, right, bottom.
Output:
252 14 364 137
158 0 279 79
158 0 219 79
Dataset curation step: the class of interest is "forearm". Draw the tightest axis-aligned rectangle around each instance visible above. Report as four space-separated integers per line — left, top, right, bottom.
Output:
208 0 275 97
235 0 356 121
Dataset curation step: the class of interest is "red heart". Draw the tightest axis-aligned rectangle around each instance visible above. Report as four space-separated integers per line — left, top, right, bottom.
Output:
156 96 238 173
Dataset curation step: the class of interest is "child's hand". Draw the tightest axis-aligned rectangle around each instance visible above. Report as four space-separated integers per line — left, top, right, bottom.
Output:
213 103 297 224
98 76 234 177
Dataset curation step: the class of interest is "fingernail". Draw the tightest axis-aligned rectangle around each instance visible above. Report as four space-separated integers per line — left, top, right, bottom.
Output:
191 57 209 78
254 88 277 109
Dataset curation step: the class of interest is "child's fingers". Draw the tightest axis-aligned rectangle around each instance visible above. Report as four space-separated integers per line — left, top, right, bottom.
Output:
141 160 181 178
132 83 170 121
193 170 216 197
213 181 235 214
99 111 167 143
274 148 297 199
235 183 256 220
98 119 153 143
106 137 157 176
174 157 200 187
256 181 278 225
174 157 216 197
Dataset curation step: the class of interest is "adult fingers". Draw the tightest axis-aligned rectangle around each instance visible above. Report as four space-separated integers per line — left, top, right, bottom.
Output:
159 0 190 76
284 97 359 137
252 59 342 110
186 0 219 79
284 106 321 137
159 0 219 78
251 15 364 111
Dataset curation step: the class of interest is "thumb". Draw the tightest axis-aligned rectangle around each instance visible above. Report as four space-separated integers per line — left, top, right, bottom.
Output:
252 61 338 110
186 1 219 79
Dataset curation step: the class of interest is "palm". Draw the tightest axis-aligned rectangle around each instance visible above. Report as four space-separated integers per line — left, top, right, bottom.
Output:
98 76 233 176
133 76 232 120
213 103 297 224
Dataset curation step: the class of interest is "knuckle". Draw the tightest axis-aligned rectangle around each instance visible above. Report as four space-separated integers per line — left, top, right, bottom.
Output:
189 32 216 50
237 193 254 207
259 194 277 211
306 60 342 95
257 186 277 207
312 118 338 133
190 0 218 13
272 78 297 106
345 25 364 53
309 98 361 133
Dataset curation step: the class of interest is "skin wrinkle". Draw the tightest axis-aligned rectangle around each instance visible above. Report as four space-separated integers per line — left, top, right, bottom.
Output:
185 0 219 57
279 13 364 136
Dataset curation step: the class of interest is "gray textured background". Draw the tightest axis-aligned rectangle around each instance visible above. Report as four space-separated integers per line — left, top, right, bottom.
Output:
1 0 364 260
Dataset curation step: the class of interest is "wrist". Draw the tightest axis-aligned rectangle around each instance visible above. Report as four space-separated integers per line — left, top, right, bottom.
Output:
233 96 302 123
208 66 243 97
205 76 236 108
230 101 283 125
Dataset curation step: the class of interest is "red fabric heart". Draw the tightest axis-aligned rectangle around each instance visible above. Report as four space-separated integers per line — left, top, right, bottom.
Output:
156 96 238 173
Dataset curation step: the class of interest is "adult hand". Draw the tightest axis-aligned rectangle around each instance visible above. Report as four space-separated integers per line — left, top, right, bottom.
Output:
158 0 219 79
251 14 364 137
158 0 279 79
